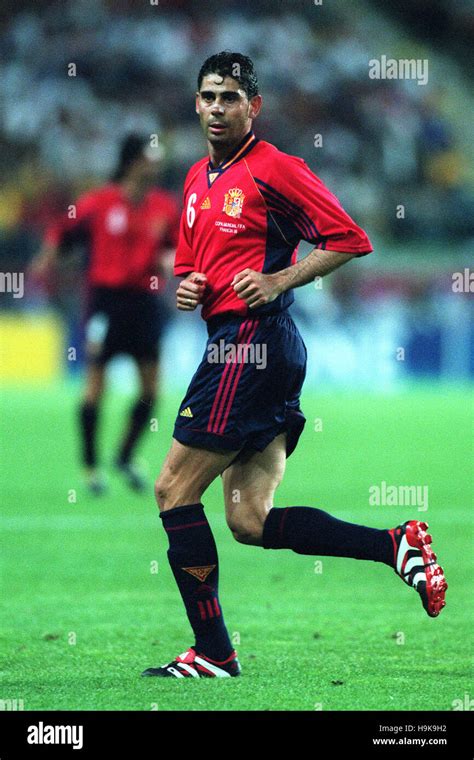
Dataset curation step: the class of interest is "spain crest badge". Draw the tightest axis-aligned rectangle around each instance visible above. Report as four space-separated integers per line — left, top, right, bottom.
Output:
223 187 245 218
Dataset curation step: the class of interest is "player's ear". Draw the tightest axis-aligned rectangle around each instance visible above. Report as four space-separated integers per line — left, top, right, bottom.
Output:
248 94 262 120
195 92 200 114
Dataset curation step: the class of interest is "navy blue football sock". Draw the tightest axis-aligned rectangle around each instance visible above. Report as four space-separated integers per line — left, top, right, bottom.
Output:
79 401 99 468
262 507 393 565
160 503 233 661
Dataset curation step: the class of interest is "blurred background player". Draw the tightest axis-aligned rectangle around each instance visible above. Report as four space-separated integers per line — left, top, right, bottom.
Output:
31 134 180 494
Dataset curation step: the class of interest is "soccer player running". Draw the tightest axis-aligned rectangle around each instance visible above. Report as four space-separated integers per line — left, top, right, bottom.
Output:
142 53 447 679
32 135 179 494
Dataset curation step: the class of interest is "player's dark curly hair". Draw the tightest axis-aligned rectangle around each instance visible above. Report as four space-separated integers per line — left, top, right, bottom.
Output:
197 52 259 99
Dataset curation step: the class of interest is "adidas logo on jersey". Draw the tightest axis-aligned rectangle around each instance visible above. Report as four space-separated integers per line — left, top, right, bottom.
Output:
200 197 211 209
179 406 193 418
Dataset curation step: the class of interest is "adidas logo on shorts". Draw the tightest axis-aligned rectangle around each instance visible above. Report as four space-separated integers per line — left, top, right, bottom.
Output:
179 406 193 418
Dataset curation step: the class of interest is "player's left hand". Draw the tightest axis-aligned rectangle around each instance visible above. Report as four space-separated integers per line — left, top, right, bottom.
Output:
231 269 282 309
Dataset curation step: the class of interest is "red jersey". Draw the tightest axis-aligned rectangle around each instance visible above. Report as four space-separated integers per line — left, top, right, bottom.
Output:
45 184 180 292
174 131 373 320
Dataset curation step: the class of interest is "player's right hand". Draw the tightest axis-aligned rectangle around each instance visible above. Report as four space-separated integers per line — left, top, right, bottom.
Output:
176 272 207 311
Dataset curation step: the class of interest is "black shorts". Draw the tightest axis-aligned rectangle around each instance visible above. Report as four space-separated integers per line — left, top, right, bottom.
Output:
173 311 307 458
85 286 165 364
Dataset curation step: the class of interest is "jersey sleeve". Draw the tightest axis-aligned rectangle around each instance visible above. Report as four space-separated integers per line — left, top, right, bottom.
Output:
43 190 99 248
173 171 197 276
174 205 195 276
267 155 373 255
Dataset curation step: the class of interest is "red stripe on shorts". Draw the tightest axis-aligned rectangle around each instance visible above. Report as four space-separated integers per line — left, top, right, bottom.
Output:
207 319 254 433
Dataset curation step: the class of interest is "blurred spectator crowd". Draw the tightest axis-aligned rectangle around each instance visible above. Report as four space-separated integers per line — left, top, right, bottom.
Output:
0 0 473 276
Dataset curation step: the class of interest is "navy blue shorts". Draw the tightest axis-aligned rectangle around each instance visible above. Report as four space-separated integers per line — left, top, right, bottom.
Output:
173 311 307 458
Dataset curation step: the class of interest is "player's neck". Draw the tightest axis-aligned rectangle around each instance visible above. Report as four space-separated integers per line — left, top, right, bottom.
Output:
207 129 252 167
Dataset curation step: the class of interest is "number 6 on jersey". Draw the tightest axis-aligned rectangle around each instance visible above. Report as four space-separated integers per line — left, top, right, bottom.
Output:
187 193 197 228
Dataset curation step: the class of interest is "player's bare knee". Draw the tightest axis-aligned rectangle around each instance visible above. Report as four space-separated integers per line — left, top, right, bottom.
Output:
154 476 177 510
227 512 265 546
154 469 204 512
231 527 258 545
154 466 179 510
230 523 263 546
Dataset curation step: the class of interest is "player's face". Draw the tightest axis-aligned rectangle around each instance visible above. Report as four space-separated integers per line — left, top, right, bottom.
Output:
196 74 262 148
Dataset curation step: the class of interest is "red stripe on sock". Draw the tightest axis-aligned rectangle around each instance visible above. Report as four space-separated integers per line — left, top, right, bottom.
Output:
197 601 206 620
213 597 220 617
206 599 214 618
165 520 208 532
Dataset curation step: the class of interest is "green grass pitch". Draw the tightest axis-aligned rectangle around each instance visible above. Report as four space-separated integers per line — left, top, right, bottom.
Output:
0 383 472 710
